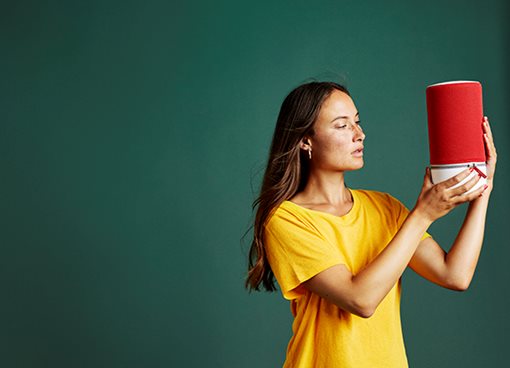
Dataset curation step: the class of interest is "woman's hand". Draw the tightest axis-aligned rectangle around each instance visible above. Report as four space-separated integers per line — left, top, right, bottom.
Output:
412 167 486 223
483 116 497 189
412 116 497 222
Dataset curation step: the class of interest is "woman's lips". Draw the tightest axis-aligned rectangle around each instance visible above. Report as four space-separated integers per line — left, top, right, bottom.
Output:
351 147 364 157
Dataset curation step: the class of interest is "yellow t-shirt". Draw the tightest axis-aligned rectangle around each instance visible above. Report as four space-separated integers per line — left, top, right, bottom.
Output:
264 189 430 368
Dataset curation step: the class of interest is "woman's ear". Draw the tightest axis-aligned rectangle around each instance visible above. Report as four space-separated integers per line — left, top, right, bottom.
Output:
299 138 312 150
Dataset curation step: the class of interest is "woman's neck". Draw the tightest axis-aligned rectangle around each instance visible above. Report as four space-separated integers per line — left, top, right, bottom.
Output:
294 171 351 206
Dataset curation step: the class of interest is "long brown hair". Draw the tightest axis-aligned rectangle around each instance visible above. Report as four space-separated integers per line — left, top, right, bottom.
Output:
245 81 350 292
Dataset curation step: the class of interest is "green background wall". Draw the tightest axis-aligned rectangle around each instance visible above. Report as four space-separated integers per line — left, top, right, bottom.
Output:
2 1 509 367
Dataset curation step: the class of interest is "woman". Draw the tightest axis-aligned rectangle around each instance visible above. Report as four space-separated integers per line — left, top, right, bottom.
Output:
245 81 497 367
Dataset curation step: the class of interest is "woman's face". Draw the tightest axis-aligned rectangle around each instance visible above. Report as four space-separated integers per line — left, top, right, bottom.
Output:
306 90 365 172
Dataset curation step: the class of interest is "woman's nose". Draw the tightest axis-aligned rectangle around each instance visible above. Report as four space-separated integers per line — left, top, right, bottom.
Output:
352 124 365 141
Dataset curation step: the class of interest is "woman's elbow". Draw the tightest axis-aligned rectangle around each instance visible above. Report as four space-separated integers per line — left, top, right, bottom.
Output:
445 276 471 292
349 299 377 318
327 295 376 318
354 306 375 319
450 282 470 292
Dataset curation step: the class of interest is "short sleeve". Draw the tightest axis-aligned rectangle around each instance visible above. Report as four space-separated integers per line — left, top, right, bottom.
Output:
264 209 346 300
387 194 432 241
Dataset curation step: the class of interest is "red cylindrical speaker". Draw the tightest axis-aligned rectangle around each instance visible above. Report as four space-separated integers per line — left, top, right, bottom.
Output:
426 81 487 190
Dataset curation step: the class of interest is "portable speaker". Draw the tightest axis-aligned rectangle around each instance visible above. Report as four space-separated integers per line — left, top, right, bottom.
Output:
426 80 487 192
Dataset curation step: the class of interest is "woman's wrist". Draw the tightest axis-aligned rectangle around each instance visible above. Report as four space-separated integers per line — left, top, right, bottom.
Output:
408 206 434 230
485 178 494 193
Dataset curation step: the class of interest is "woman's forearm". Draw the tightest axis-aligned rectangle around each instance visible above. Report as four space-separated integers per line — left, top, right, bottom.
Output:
444 186 491 289
351 209 432 313
306 209 432 318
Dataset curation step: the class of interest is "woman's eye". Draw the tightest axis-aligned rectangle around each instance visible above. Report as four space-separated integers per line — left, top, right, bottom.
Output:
335 125 347 129
355 121 361 125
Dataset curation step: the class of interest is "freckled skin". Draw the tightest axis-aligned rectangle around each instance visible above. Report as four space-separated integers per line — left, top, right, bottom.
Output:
306 90 365 172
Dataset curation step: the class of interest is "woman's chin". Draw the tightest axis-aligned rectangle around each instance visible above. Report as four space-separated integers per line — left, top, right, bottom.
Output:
348 161 364 171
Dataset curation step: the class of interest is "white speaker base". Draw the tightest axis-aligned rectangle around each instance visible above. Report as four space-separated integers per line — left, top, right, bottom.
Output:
430 162 487 194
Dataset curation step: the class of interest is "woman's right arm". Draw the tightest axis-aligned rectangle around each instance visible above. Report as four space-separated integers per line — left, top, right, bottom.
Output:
302 167 485 318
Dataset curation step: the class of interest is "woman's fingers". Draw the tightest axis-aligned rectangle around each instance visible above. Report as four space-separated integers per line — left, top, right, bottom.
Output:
484 133 495 158
483 116 494 140
434 168 487 204
416 165 487 223
452 181 487 204
482 116 497 180
423 167 434 188
483 117 497 155
437 168 473 191
446 172 482 198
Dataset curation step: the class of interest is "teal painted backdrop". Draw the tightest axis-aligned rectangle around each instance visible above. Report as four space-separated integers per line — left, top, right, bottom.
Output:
2 1 509 367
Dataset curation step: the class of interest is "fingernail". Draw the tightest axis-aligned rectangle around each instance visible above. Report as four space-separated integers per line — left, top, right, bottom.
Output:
483 184 488 190
473 166 487 178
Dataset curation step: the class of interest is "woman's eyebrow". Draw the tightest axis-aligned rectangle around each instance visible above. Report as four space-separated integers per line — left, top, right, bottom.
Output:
330 112 359 123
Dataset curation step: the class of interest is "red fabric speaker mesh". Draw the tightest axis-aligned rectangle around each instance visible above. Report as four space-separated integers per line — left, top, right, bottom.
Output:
426 81 485 165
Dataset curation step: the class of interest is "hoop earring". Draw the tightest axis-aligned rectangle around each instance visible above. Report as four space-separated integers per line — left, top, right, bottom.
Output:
308 149 312 160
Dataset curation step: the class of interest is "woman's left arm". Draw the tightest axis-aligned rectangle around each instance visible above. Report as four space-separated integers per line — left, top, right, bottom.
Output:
408 116 497 290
